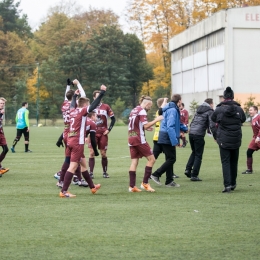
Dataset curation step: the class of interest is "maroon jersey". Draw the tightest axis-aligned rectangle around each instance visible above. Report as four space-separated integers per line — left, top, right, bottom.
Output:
67 106 89 145
251 114 260 138
86 118 97 137
180 109 189 125
94 103 114 134
128 106 148 146
61 100 71 135
0 113 4 135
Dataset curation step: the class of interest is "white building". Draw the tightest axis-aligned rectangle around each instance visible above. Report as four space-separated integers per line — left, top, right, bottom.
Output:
169 6 260 111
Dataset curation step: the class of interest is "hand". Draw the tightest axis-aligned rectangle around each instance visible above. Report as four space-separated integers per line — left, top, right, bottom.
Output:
157 115 164 121
100 84 107 91
56 140 64 148
27 128 30 132
74 89 80 95
73 79 79 85
67 78 72 85
103 130 109 135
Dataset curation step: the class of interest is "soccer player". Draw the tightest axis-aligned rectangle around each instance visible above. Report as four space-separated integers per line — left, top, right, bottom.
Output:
242 106 260 174
56 79 88 187
60 85 107 198
128 95 163 192
88 90 116 179
179 103 189 147
86 112 99 157
0 97 9 176
11 102 31 153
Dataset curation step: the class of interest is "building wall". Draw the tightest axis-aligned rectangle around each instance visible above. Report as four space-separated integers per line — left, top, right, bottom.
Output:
170 6 260 112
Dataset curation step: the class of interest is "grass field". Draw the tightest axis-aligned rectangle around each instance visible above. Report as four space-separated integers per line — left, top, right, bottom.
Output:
0 125 260 260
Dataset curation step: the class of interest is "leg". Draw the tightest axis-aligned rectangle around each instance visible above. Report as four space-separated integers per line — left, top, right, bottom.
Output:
230 149 239 187
88 147 95 178
129 158 139 188
219 147 231 189
99 134 109 178
11 129 22 152
23 128 31 152
0 144 9 173
164 145 176 185
191 136 205 178
245 148 254 172
185 134 195 172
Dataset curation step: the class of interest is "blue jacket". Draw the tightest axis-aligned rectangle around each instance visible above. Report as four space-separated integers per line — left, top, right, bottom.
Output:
158 102 188 146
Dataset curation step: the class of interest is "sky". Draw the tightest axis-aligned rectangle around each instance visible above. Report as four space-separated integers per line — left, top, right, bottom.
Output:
19 0 129 30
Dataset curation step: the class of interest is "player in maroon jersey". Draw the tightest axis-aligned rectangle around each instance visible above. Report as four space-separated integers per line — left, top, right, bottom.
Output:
179 103 189 147
60 85 107 198
128 95 163 192
0 97 9 176
55 79 88 188
242 106 260 174
88 90 116 179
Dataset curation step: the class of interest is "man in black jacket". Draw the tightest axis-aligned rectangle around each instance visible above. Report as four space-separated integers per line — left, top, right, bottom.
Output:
184 98 216 181
211 87 246 193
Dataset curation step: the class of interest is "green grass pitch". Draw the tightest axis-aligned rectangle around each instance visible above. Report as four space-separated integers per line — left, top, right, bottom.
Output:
0 125 260 259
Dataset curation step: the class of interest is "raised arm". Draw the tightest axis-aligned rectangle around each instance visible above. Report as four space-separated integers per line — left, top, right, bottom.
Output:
88 85 107 112
73 79 86 97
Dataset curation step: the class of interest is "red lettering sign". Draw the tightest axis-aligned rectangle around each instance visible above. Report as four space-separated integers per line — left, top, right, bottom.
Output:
246 13 260 21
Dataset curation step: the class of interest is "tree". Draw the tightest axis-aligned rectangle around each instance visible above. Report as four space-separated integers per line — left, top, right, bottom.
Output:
189 99 199 117
111 98 125 120
243 95 260 118
0 0 32 39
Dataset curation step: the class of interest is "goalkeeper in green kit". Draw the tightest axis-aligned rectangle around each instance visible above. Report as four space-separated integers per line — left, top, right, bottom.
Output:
11 102 32 153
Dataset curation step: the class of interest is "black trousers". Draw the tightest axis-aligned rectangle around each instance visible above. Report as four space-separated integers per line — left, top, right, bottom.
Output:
153 144 176 185
219 146 239 187
186 134 205 177
153 141 163 160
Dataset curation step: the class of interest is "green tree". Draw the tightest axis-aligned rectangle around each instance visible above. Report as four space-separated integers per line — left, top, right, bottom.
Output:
0 0 32 38
243 95 260 118
111 98 125 120
189 99 199 118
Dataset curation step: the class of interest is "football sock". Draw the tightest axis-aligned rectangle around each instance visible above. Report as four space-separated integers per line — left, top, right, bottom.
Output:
62 171 74 192
247 158 253 171
75 165 82 181
129 171 136 188
89 158 95 173
143 166 152 184
12 139 18 148
0 152 6 164
60 162 70 182
102 157 108 173
82 170 95 189
25 144 29 151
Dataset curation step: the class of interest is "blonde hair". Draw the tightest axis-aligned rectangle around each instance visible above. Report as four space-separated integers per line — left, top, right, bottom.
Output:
78 97 90 107
156 98 164 108
0 97 7 102
139 95 152 104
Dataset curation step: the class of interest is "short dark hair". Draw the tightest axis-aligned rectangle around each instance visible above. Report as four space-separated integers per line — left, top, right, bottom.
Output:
204 98 213 105
87 111 96 118
22 102 28 106
251 106 258 112
66 90 75 101
171 94 181 104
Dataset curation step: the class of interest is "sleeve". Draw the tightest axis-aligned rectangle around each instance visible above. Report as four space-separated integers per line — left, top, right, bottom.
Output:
88 90 106 112
77 82 86 98
25 110 29 127
158 108 163 116
108 116 116 132
90 132 99 156
64 85 70 101
208 110 217 139
166 110 177 146
15 113 18 123
211 109 217 123
70 94 78 109
185 110 189 125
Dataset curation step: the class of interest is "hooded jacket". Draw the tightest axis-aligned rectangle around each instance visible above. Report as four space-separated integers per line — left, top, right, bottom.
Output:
158 101 188 146
211 101 246 149
189 102 216 138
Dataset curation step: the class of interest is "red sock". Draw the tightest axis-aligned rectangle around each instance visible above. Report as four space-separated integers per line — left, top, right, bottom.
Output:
82 170 95 189
102 157 108 173
143 166 152 184
62 171 74 192
247 158 253 171
89 158 95 173
60 162 69 182
129 171 136 188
